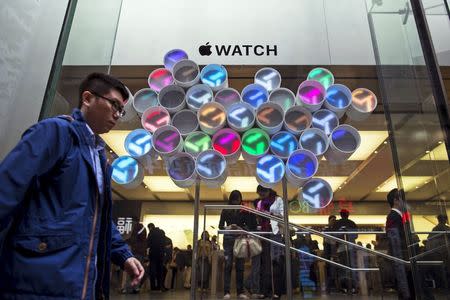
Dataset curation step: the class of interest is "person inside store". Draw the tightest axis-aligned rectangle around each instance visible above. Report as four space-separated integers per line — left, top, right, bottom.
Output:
386 188 415 300
147 223 166 291
426 214 450 289
123 222 148 294
323 215 338 293
197 231 212 292
334 208 359 294
219 190 249 299
0 72 144 299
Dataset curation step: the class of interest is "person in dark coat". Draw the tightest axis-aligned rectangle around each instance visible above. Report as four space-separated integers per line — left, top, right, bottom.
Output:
147 225 165 291
0 73 144 299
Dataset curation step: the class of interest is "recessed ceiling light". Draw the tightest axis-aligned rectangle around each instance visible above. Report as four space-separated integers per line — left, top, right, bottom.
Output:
420 144 448 161
383 141 388 144
425 150 430 154
374 150 378 154
438 141 443 144
376 175 433 192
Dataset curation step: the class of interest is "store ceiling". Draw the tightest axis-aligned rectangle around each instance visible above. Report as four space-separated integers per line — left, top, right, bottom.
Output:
56 65 450 203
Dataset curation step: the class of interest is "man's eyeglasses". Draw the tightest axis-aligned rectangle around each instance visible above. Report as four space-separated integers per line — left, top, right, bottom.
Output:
90 91 126 117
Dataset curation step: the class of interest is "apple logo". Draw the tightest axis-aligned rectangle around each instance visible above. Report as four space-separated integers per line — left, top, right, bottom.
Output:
199 42 212 56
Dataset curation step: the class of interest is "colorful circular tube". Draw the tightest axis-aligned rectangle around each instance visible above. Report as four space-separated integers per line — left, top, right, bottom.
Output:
283 105 312 135
286 149 318 187
299 128 329 158
256 102 284 135
297 80 326 112
324 124 361 164
171 109 199 136
186 84 213 111
241 128 270 164
184 131 212 157
324 84 352 118
242 83 269 109
111 156 144 189
148 68 174 93
152 125 183 157
164 49 188 71
256 154 285 188
307 67 334 90
269 88 295 112
158 85 186 114
172 59 200 88
311 109 339 136
212 128 241 164
254 67 281 93
346 88 378 121
300 178 333 209
133 88 158 116
167 152 197 188
226 102 255 133
270 131 298 160
141 106 171 133
214 88 241 111
200 64 228 92
119 86 137 123
198 102 227 135
124 129 153 158
195 149 227 187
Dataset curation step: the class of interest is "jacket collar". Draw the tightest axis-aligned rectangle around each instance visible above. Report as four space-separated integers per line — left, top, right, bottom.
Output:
71 109 106 149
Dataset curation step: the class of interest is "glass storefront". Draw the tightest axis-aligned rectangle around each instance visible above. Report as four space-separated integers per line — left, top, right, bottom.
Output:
36 0 450 299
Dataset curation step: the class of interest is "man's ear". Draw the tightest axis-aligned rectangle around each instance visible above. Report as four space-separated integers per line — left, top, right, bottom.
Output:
81 91 94 108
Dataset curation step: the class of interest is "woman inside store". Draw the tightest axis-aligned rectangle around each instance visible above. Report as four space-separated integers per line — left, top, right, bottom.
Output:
219 190 248 299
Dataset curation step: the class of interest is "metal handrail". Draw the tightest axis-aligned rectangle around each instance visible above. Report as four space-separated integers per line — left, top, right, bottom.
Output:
218 229 379 272
206 205 413 264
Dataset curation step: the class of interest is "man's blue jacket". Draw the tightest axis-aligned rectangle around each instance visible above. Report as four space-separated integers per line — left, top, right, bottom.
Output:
0 110 133 299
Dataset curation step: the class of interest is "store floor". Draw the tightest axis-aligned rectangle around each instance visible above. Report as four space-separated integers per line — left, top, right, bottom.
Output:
110 290 400 300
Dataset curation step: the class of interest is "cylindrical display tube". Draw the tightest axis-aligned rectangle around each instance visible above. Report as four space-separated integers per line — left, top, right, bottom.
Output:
120 86 138 122
184 131 212 158
256 102 284 135
227 102 255 133
299 128 329 159
324 84 352 118
214 88 241 111
148 68 174 93
299 178 333 209
172 59 200 88
311 109 339 136
270 131 298 160
111 156 144 189
141 106 171 133
124 129 156 172
346 88 378 121
152 125 183 157
324 124 361 164
242 83 269 109
254 67 281 93
167 152 197 188
297 80 326 112
284 105 312 135
196 149 227 187
269 87 295 112
171 109 199 136
198 102 227 135
164 49 188 71
158 84 186 114
241 128 270 164
133 88 159 116
212 128 241 164
286 149 318 187
186 84 213 111
307 67 334 90
256 154 285 188
200 64 228 92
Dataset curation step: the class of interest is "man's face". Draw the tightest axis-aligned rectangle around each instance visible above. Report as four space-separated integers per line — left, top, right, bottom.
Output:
329 217 336 226
82 89 125 134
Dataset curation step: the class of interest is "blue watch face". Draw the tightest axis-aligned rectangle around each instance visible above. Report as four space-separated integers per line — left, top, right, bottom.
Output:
287 151 317 179
270 132 297 159
111 156 139 185
201 64 227 88
326 85 351 109
164 49 188 70
256 155 285 185
312 110 339 135
168 155 196 181
242 84 268 109
196 150 226 179
299 129 328 156
227 103 255 130
301 178 333 208
125 129 153 157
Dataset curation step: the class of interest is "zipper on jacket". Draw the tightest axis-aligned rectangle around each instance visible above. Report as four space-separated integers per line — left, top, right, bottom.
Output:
81 189 99 300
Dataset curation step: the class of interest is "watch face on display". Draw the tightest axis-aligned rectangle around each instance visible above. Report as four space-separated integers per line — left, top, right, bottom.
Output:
168 154 196 181
111 156 140 185
124 129 153 158
184 132 212 157
300 178 333 209
196 150 226 180
270 132 298 159
256 155 285 186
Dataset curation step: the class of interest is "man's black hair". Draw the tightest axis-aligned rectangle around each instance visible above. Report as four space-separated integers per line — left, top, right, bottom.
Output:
328 215 336 221
387 188 399 208
228 190 242 205
437 214 448 224
78 72 128 108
